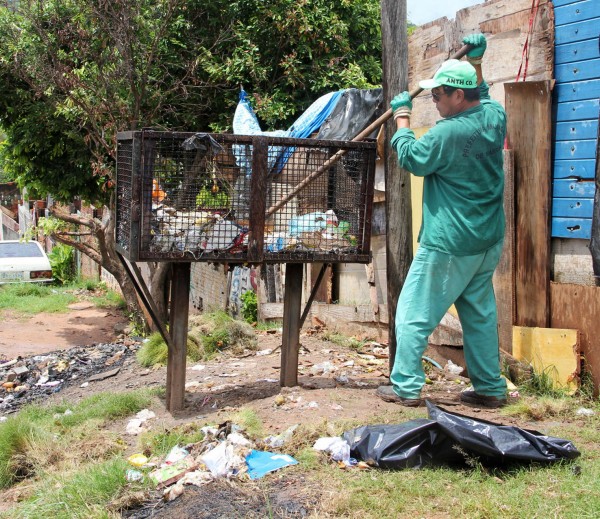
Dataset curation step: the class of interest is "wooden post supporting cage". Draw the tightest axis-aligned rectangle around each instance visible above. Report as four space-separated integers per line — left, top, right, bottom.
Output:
116 130 377 411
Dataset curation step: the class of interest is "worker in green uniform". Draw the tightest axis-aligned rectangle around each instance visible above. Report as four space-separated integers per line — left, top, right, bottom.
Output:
376 34 508 408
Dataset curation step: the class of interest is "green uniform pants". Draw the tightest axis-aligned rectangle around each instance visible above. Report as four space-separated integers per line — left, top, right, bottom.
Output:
390 241 507 399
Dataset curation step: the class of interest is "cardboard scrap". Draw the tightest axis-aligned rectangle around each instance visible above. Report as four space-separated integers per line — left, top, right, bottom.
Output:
149 457 198 489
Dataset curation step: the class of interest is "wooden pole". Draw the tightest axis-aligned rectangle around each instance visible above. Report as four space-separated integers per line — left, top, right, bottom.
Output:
281 263 303 386
166 262 190 412
381 0 411 372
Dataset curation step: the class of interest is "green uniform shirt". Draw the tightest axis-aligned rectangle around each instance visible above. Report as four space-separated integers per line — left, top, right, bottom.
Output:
391 81 506 255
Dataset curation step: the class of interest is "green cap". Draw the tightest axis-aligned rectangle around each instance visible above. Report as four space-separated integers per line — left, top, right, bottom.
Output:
419 59 477 90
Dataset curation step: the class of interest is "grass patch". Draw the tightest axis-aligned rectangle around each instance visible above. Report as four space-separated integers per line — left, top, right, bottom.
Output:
0 390 154 489
139 423 205 458
0 280 126 317
6 457 143 519
136 331 203 367
0 283 77 314
189 311 257 358
137 311 258 366
503 396 574 421
0 414 48 488
229 408 265 439
518 365 573 399
322 330 367 351
255 320 282 331
88 289 126 310
319 459 600 518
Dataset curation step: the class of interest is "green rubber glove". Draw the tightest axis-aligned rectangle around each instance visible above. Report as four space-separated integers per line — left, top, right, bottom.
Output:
462 33 487 58
390 91 412 119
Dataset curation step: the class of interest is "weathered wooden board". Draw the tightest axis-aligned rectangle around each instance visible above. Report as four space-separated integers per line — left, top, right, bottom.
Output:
513 326 580 390
494 150 515 354
555 17 600 45
554 140 597 161
550 282 600 392
555 121 598 142
555 99 600 123
553 179 595 198
554 0 600 25
552 198 594 218
555 79 600 102
552 217 592 239
505 81 553 328
408 0 554 128
555 39 600 65
554 158 597 179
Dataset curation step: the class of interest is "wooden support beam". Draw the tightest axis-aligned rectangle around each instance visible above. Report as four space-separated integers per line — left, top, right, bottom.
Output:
381 0 411 372
166 262 190 412
494 150 516 354
505 81 553 328
247 136 267 263
281 263 303 387
299 263 328 328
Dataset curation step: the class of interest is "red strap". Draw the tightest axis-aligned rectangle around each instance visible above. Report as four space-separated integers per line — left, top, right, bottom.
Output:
516 0 541 82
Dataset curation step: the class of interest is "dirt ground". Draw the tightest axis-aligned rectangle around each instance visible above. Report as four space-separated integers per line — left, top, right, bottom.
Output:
0 306 541 517
0 302 130 358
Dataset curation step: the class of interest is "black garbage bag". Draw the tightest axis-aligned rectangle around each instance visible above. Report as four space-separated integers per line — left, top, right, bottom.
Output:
316 88 383 141
181 132 224 156
428 402 581 464
343 418 465 469
343 401 580 470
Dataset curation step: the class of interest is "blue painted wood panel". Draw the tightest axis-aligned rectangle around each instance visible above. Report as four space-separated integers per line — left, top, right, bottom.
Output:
555 98 599 122
555 19 600 45
552 197 594 217
555 120 598 141
551 217 592 239
555 0 600 25
554 139 597 160
553 0 586 7
555 39 600 65
556 58 600 83
555 80 600 102
553 179 595 198
552 3 598 239
554 159 596 179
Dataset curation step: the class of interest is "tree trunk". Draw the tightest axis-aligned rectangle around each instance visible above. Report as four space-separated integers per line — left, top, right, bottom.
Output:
48 202 171 330
381 1 412 371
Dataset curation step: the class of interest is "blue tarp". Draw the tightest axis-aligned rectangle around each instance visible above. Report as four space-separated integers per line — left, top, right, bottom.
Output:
232 89 344 174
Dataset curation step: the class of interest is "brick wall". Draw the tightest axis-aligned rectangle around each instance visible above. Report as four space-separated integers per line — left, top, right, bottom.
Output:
190 262 229 313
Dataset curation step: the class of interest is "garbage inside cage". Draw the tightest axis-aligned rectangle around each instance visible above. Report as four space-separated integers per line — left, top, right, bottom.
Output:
116 130 376 263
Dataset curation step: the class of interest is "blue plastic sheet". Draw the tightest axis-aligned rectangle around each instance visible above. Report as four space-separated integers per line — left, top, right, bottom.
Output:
245 449 298 479
232 89 343 174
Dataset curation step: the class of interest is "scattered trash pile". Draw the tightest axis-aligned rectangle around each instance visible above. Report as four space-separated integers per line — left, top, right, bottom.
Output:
124 420 299 503
0 339 140 416
315 401 581 471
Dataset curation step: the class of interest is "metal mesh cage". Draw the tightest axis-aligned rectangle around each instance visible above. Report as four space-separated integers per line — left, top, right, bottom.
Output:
116 130 376 263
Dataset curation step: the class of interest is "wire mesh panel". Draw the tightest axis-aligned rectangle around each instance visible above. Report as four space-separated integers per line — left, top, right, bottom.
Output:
116 130 376 263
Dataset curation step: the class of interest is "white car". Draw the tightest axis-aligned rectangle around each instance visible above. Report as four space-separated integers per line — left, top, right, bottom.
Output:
0 240 54 284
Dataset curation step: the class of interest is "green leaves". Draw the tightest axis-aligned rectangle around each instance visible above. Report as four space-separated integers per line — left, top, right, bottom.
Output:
0 0 382 203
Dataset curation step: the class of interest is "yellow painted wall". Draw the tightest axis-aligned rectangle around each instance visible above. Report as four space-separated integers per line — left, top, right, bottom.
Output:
513 326 580 391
